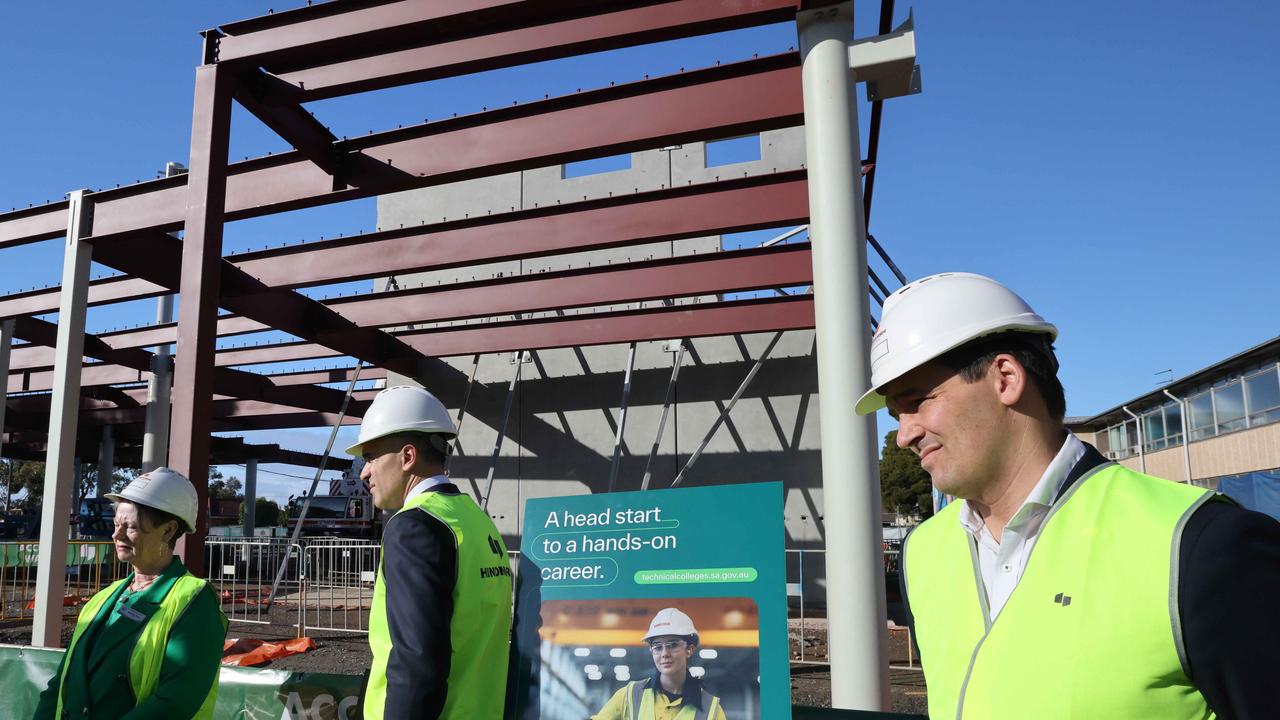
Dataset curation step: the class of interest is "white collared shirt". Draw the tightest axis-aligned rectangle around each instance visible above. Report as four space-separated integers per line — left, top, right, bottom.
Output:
403 473 451 504
958 433 1087 620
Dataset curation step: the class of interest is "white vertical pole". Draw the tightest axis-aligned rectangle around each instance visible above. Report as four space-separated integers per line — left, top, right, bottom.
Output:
0 318 13 461
33 189 94 648
141 295 173 473
797 3 890 709
96 425 115 496
243 458 258 536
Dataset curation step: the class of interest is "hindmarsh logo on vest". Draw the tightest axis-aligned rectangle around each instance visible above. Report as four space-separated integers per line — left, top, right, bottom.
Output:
487 535 503 556
1053 592 1072 607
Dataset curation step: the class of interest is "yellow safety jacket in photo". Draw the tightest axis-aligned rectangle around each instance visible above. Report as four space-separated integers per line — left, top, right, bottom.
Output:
56 571 226 720
904 462 1215 719
365 489 513 720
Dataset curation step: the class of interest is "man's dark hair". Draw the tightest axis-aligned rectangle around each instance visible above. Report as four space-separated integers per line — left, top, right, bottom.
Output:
936 331 1066 421
134 503 185 548
383 431 451 468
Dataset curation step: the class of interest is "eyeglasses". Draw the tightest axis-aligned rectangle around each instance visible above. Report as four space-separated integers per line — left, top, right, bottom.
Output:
647 640 687 653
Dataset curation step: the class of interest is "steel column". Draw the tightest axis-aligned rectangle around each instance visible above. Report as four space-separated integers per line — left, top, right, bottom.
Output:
671 333 784 488
170 59 233 575
96 425 115 496
243 458 258 534
640 343 684 491
32 189 94 648
482 357 523 511
0 319 12 460
607 343 637 492
141 294 173 472
797 4 889 709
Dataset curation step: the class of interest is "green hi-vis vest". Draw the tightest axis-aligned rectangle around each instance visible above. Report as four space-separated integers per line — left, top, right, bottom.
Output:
626 679 722 720
56 573 225 720
365 488 514 720
904 462 1217 720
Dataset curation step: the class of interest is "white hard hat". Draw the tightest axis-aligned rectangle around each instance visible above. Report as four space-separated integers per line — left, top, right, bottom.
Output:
105 467 198 533
345 385 457 457
642 608 699 642
855 272 1057 415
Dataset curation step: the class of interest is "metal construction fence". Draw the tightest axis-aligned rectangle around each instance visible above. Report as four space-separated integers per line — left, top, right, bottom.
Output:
1 537 902 648
0 541 129 621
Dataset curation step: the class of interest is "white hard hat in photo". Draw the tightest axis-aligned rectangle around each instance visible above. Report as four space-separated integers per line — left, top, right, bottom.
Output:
346 385 457 457
105 467 199 533
856 272 1057 415
643 607 699 641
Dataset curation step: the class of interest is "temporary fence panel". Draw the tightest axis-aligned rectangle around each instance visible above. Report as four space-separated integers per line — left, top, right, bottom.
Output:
0 541 126 620
206 538 304 626
300 543 381 635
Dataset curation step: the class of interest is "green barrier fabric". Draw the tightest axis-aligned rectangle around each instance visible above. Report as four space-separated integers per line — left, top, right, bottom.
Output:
0 644 365 720
0 542 116 569
0 644 925 719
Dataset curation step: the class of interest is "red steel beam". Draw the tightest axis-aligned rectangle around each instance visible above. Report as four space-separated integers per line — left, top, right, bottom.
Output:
0 171 808 320
0 56 801 247
261 0 803 101
6 242 812 372
397 295 815 357
171 62 233 573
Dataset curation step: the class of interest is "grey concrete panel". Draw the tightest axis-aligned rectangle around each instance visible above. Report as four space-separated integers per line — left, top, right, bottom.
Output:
670 127 807 187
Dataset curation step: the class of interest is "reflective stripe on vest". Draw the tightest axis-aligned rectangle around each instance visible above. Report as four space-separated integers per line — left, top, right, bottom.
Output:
904 462 1215 720
365 490 513 720
56 573 225 720
625 679 720 720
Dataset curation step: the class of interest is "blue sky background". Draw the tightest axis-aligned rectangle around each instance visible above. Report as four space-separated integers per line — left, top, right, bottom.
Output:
2 2 1278 501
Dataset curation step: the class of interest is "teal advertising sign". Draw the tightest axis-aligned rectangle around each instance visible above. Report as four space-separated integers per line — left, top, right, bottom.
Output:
509 482 790 720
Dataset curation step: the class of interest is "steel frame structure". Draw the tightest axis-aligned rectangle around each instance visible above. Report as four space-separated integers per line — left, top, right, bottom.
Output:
0 1 919 707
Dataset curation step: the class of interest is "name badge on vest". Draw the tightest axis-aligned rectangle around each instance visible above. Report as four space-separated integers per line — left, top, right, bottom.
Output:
118 605 147 623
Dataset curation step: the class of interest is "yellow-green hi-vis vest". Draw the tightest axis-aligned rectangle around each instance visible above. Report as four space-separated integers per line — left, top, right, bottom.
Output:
904 462 1217 720
626 679 722 720
56 574 225 720
365 489 514 720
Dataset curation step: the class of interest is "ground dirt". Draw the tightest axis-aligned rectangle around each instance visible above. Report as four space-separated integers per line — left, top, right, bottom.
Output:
3 611 927 716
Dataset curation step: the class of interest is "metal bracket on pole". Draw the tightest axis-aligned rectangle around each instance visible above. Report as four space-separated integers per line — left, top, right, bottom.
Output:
32 189 94 648
607 343 638 493
265 362 364 607
482 355 523 511
641 341 685 491
671 332 784 488
848 11 921 102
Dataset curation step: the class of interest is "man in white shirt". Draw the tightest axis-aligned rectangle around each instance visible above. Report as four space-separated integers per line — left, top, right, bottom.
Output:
857 272 1280 719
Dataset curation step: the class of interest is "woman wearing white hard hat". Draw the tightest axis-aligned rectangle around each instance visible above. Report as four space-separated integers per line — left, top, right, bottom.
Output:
33 467 228 720
592 608 726 720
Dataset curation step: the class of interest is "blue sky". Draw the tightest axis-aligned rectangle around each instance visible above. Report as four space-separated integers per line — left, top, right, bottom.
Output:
2 2 1279 501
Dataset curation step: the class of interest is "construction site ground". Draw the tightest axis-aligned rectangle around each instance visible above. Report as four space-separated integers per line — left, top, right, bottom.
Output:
1 611 927 715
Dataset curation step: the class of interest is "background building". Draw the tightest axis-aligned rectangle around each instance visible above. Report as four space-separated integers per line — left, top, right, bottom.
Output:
1067 336 1280 519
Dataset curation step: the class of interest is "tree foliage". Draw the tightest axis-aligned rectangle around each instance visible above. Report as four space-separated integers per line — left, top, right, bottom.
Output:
879 430 934 518
208 469 243 499
239 497 283 528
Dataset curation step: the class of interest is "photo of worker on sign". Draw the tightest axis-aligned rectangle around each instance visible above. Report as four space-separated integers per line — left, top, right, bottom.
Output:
534 597 758 720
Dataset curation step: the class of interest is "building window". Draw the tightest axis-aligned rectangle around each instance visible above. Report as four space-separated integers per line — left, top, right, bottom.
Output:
1104 419 1139 460
1188 391 1215 441
1245 365 1280 426
1214 380 1246 434
1142 402 1183 453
